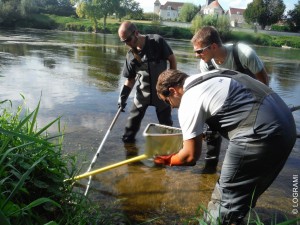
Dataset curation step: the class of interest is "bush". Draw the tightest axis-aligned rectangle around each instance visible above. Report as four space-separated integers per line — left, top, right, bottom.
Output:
143 13 159 21
271 24 291 32
271 36 300 48
0 98 127 224
16 14 57 29
191 15 231 39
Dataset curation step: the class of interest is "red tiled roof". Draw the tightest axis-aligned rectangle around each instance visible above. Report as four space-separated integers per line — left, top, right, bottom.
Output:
207 0 224 11
229 7 245 15
160 1 184 10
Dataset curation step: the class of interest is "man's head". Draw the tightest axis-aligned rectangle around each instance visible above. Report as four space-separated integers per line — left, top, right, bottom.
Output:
191 26 223 62
156 69 188 108
118 21 138 47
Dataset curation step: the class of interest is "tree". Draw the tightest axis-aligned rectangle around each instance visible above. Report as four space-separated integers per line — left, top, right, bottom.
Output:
191 15 231 38
0 0 75 26
72 0 143 32
99 0 119 31
115 0 143 21
72 0 113 32
244 0 285 29
178 3 199 22
0 0 25 26
288 0 300 31
75 0 103 32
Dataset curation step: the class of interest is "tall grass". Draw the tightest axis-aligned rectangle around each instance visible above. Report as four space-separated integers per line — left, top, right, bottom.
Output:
0 97 127 224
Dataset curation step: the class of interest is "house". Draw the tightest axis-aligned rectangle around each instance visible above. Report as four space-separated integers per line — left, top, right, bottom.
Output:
200 0 224 16
226 7 245 27
153 0 227 21
154 0 184 21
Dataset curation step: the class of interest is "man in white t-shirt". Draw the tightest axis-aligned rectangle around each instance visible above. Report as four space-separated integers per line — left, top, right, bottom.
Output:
190 26 269 172
191 26 269 85
154 69 296 224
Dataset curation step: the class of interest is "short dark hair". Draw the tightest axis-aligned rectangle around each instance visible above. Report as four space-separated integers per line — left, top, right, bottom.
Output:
191 26 223 47
156 69 189 96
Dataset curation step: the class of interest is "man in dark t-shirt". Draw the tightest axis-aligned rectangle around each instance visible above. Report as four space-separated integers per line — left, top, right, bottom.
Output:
117 21 177 143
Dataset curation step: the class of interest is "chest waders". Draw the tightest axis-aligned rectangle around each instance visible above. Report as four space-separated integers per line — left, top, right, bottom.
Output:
122 35 172 143
133 35 169 110
185 70 273 139
204 44 259 170
195 71 297 224
134 60 168 109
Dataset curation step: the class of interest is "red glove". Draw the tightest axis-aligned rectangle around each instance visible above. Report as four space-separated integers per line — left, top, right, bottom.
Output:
154 153 183 166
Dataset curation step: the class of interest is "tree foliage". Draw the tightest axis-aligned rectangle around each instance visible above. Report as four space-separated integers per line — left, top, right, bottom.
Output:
287 0 300 31
244 0 285 29
71 0 143 32
178 3 199 22
191 14 231 39
0 0 24 25
0 0 75 26
118 0 143 20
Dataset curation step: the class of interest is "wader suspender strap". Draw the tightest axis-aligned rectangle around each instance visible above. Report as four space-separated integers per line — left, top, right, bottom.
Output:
185 70 239 91
208 43 254 78
227 74 273 139
184 70 274 139
207 60 215 70
208 43 242 71
146 35 163 105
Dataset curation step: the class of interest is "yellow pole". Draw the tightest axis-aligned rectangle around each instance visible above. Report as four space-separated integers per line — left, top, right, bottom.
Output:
64 154 148 182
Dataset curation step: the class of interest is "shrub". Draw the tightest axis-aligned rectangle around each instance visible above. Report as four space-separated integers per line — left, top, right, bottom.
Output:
271 24 291 32
191 15 231 39
0 98 126 224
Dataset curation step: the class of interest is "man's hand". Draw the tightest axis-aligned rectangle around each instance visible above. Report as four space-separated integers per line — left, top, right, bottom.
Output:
154 153 183 166
118 85 131 112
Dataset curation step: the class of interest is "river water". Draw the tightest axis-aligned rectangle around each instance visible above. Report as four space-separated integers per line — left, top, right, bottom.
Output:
0 28 299 224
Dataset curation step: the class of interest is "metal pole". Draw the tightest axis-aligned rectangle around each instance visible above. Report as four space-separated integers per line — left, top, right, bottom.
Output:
84 107 122 195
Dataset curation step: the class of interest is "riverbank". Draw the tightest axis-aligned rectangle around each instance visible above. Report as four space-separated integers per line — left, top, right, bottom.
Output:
4 13 300 49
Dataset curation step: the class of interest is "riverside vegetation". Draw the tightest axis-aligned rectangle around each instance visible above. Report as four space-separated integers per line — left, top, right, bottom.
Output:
12 13 300 49
0 98 128 224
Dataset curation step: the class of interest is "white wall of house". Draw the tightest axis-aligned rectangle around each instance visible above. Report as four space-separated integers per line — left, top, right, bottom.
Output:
160 9 179 20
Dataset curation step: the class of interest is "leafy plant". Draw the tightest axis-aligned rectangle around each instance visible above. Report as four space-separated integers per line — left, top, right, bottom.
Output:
0 97 126 224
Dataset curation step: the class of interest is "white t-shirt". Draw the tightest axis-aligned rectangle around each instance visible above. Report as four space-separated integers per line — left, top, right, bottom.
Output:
199 43 264 74
179 71 231 140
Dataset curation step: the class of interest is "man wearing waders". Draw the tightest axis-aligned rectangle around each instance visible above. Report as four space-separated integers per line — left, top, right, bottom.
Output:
154 69 296 224
191 26 269 172
118 21 177 143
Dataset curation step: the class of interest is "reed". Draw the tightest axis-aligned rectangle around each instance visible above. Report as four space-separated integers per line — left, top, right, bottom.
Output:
0 97 126 224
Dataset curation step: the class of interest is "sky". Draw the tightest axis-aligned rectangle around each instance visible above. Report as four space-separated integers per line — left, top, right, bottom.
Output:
136 0 298 13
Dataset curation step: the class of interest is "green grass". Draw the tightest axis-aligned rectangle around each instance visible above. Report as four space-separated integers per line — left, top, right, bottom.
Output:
0 96 127 224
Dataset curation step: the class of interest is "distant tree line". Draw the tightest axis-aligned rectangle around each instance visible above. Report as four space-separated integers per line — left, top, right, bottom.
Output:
244 0 300 32
1 0 299 33
72 0 143 32
0 0 143 31
0 0 75 26
175 0 300 32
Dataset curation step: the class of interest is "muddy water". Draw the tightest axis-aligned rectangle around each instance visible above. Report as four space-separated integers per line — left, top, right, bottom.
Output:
0 29 299 224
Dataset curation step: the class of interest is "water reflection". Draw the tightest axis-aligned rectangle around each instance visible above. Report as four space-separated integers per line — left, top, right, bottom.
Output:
0 29 299 224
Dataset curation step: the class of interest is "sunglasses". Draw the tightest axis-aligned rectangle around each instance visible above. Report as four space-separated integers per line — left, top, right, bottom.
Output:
120 30 135 43
194 45 211 54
